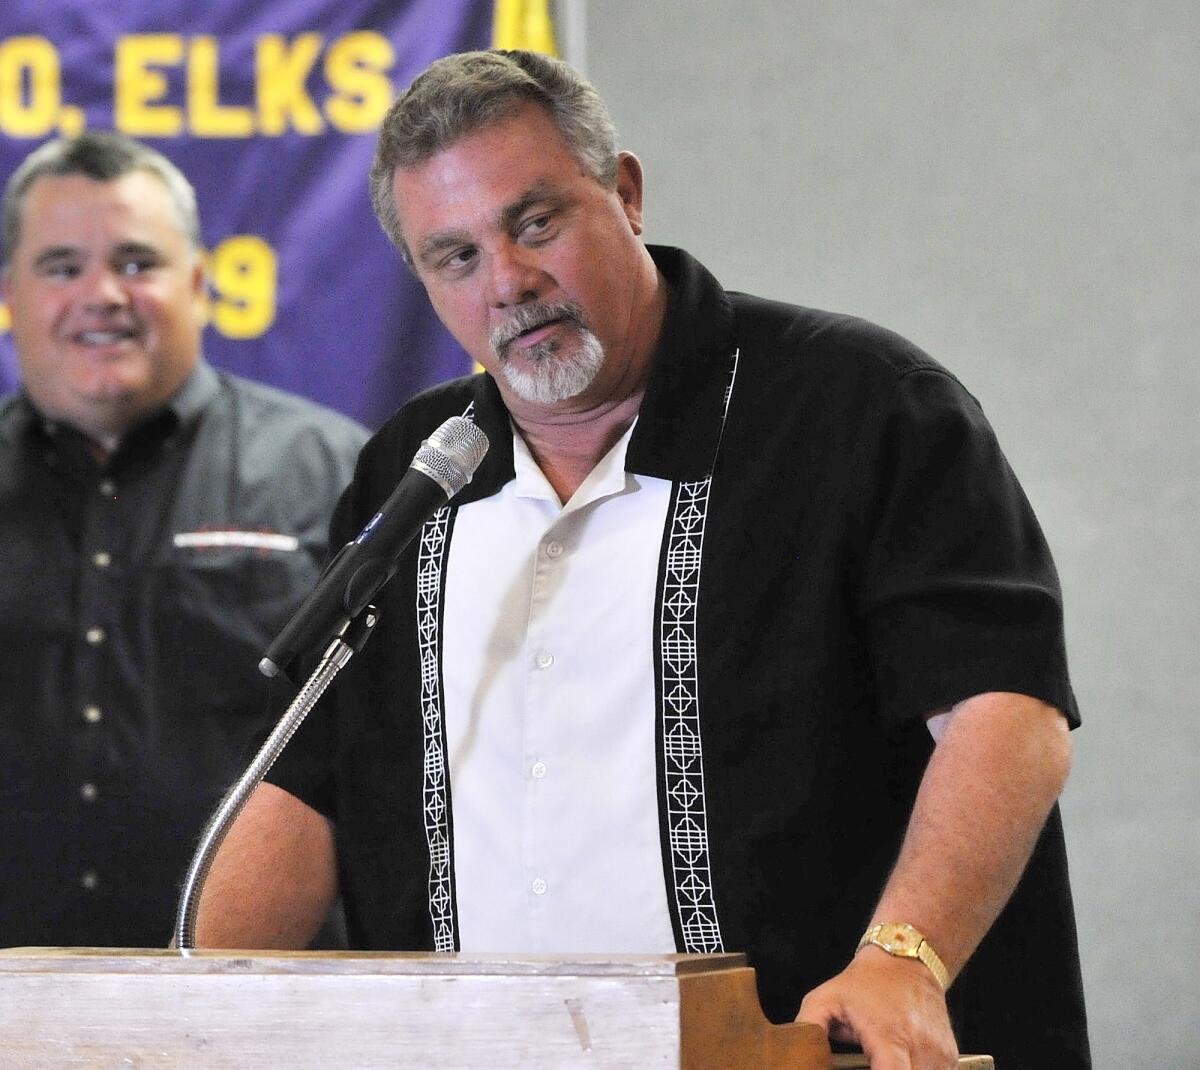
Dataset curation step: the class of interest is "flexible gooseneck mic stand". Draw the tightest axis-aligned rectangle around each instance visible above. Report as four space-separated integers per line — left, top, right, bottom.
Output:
173 607 378 951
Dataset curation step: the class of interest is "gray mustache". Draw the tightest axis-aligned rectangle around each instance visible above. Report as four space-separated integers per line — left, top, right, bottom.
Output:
490 301 588 355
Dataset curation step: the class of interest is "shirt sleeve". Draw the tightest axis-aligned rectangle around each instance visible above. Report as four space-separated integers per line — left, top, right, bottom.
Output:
259 441 377 822
856 367 1079 728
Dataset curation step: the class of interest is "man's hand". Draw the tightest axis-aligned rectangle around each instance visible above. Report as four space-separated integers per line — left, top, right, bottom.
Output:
798 947 958 1070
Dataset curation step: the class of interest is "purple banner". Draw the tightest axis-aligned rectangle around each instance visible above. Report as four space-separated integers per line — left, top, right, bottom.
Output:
0 0 494 427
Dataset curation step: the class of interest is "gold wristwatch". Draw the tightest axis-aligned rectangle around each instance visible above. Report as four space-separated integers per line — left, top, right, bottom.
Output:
856 922 950 990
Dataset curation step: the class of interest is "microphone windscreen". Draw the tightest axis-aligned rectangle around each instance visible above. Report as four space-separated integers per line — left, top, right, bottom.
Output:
412 416 489 496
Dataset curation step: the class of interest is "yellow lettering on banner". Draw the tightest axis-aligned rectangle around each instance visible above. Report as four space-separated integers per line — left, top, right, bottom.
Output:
256 33 325 136
492 0 558 55
0 36 62 137
57 105 85 136
324 32 394 134
188 35 254 137
115 34 184 137
209 236 276 339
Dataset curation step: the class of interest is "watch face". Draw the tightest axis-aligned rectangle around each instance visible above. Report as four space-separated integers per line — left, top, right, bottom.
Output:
876 923 920 955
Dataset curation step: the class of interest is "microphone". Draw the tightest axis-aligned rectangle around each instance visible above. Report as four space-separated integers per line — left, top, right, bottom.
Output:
258 416 489 679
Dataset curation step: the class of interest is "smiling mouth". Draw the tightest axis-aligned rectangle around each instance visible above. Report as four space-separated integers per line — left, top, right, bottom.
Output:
74 328 139 347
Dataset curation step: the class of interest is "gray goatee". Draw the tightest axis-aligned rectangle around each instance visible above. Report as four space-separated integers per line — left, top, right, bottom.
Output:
489 300 605 405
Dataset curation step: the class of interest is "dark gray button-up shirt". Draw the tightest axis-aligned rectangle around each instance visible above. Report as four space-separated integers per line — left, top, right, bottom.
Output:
0 362 367 947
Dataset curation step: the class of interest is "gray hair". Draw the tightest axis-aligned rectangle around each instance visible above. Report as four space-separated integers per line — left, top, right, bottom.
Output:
2 131 201 265
369 50 618 259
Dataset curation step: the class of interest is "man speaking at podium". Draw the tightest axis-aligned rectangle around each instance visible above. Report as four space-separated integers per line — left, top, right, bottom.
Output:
196 51 1090 1069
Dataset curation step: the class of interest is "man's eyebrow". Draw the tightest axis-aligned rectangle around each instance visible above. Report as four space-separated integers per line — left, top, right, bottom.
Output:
499 182 564 230
110 241 162 259
31 246 81 270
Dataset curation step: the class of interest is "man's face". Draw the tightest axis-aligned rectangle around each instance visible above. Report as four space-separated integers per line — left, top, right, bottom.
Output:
392 102 651 411
1 170 205 442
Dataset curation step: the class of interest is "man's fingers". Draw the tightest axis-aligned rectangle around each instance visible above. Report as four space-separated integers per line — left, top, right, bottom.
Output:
797 960 957 1070
859 1041 913 1070
798 986 857 1045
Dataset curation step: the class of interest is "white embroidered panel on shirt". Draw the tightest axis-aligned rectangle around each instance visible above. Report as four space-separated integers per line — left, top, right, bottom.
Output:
417 401 475 952
418 503 455 951
660 346 739 954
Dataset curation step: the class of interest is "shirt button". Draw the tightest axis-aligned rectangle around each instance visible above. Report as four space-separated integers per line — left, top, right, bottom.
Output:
531 761 547 780
81 870 99 891
536 651 554 670
98 480 116 497
531 877 548 896
80 783 99 803
85 627 106 646
92 551 113 568
545 541 564 558
83 705 103 724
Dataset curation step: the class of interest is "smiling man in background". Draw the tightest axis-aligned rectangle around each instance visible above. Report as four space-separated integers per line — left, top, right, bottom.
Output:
0 132 367 948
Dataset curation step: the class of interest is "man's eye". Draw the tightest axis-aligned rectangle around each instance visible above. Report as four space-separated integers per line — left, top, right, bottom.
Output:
524 215 552 236
117 259 156 276
41 263 81 279
444 247 478 270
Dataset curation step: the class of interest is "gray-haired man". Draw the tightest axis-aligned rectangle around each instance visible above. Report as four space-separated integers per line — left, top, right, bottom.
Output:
196 52 1089 1070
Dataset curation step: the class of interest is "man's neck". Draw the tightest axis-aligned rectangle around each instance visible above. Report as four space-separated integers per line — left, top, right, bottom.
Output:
514 388 647 505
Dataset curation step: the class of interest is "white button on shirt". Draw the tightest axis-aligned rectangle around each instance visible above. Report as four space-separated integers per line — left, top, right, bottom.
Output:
442 422 677 954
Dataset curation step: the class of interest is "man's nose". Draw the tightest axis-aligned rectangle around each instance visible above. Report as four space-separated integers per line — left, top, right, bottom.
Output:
486 245 546 309
82 267 130 309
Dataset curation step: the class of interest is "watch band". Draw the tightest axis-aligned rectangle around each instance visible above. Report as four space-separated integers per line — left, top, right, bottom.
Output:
856 922 950 990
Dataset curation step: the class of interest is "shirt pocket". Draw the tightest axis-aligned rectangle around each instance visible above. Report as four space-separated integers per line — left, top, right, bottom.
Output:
147 544 322 778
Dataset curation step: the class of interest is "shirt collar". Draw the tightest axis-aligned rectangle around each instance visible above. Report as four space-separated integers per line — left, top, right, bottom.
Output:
626 245 736 482
511 417 637 512
451 371 519 506
1 359 219 457
165 359 220 428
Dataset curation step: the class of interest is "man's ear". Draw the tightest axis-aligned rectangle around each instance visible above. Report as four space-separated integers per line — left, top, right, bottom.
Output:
192 254 211 329
614 151 646 235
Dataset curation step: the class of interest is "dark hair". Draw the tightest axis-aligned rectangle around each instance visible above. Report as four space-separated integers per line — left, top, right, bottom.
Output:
369 50 618 257
2 131 201 265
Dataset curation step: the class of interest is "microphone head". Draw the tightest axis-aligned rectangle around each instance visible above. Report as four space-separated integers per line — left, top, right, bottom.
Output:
412 416 490 497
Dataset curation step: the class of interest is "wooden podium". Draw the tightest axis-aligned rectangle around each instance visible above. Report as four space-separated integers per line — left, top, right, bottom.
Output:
0 948 993 1068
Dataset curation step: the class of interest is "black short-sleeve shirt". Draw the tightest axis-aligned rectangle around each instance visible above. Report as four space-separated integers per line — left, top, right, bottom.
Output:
267 247 1089 1069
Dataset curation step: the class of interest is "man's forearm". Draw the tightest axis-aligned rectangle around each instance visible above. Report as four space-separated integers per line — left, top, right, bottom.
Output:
798 692 1073 1067
866 691 1073 980
194 782 339 950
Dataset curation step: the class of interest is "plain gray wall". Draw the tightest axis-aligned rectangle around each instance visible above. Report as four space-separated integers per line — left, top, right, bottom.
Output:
584 3 1198 1067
